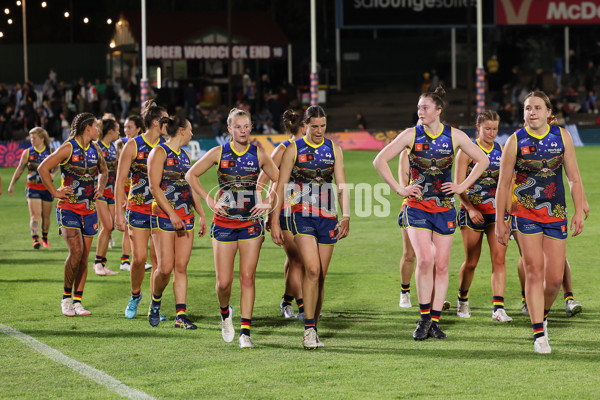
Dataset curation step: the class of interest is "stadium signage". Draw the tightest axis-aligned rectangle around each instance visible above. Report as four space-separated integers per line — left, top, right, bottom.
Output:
339 0 495 28
497 0 600 25
146 45 286 60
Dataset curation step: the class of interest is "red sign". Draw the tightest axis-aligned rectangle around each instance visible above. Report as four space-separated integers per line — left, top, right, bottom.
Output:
497 0 600 25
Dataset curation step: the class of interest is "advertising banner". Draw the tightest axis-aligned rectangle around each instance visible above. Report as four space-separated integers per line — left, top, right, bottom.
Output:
497 0 600 25
339 0 495 28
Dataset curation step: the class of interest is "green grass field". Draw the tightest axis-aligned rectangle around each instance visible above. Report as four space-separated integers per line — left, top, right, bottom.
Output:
1 148 600 399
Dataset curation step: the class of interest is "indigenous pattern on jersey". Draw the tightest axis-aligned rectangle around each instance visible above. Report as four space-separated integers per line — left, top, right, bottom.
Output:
280 139 294 216
127 134 164 215
215 142 260 228
463 140 502 215
290 137 337 218
407 124 455 213
121 137 132 194
151 143 194 223
511 125 566 223
99 140 117 199
57 138 100 215
25 146 52 190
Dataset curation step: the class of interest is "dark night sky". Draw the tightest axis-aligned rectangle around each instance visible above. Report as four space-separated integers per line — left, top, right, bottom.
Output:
0 0 322 44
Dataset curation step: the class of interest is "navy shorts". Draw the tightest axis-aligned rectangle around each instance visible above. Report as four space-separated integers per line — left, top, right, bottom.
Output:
97 196 115 205
280 212 292 232
511 215 568 240
26 187 53 202
126 209 152 230
459 208 501 231
291 213 338 245
56 208 98 236
210 220 264 242
398 209 406 229
151 215 195 232
402 206 457 236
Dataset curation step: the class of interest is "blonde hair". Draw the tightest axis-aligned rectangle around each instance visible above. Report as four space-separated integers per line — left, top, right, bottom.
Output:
227 107 252 127
29 127 50 148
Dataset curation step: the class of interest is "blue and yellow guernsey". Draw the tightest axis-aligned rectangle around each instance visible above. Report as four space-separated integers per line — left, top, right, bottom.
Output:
463 139 502 215
407 124 455 213
57 138 100 215
290 137 337 218
215 142 260 227
151 143 194 222
99 140 117 199
127 134 165 215
511 124 567 223
26 145 52 191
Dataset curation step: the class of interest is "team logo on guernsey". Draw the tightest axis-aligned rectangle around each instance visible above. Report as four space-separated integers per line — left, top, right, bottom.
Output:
103 152 109 157
137 152 148 159
73 155 80 161
221 160 236 168
521 145 537 154
167 158 175 166
415 143 430 151
298 154 315 163
29 155 35 161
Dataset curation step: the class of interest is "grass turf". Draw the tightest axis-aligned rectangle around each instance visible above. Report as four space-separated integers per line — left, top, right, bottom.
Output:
1 148 600 399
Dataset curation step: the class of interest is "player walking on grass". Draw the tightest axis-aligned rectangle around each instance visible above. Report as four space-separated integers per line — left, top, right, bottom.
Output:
495 91 584 354
8 127 57 249
186 108 279 349
397 149 452 312
115 100 167 320
454 110 512 322
147 116 207 329
373 87 489 341
257 109 306 320
93 118 120 276
270 105 351 350
38 113 108 317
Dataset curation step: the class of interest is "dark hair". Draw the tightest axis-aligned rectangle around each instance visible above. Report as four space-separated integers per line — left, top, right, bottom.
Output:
282 109 303 137
142 99 167 130
159 116 189 137
125 115 144 135
69 112 96 140
100 118 119 141
524 91 552 111
476 110 500 126
419 86 446 110
304 105 326 124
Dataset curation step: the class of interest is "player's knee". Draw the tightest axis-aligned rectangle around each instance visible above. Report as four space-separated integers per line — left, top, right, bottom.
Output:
239 272 255 289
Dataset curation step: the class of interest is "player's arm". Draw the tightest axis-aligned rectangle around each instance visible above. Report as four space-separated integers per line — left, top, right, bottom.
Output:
270 145 295 246
37 142 74 199
373 128 422 197
185 146 223 215
494 134 517 246
562 128 584 236
442 129 489 195
7 149 29 195
333 143 350 240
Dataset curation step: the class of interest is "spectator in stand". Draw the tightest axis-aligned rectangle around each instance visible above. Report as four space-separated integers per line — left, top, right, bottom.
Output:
267 93 284 133
582 90 598 114
104 78 117 115
584 61 597 93
60 113 70 141
357 112 367 130
184 82 198 124
532 68 544 92
119 80 132 122
88 82 99 116
0 105 15 141
554 57 563 91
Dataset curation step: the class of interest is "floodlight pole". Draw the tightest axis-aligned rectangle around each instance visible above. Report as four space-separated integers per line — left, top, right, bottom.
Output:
310 0 318 106
22 0 28 82
475 0 484 114
140 0 149 104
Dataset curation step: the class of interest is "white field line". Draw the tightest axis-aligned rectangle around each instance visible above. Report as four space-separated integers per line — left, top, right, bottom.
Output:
0 323 156 400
